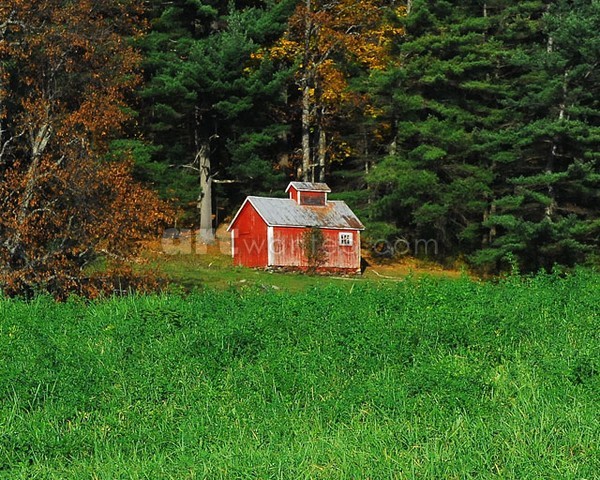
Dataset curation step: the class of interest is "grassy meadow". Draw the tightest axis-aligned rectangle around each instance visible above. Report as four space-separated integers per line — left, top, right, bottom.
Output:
142 239 462 293
1 269 599 478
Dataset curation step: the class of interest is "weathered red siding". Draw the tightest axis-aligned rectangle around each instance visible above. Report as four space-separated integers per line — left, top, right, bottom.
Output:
321 228 361 271
288 185 299 202
272 226 360 272
271 226 304 267
230 183 363 273
231 202 268 267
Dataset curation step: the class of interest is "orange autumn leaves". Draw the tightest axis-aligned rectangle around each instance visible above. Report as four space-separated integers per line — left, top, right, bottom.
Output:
0 1 169 299
1 0 144 150
263 0 404 167
268 0 403 71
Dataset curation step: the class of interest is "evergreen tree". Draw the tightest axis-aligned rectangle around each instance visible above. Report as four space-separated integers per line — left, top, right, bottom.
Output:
474 0 600 271
136 0 294 232
366 0 501 255
366 0 599 270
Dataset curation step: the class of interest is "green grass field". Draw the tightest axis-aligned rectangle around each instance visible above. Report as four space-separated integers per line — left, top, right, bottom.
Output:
1 269 599 478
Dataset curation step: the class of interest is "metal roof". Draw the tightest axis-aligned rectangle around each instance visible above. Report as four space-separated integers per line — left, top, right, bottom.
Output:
285 182 331 192
238 196 364 230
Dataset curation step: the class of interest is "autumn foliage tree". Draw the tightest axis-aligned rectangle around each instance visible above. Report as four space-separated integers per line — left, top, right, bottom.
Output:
0 0 170 298
267 0 403 181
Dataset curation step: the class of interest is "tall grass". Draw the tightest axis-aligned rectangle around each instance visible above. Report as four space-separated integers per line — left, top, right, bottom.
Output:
1 269 598 478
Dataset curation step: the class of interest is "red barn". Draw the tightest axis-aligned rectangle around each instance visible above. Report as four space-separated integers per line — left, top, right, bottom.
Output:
227 182 365 274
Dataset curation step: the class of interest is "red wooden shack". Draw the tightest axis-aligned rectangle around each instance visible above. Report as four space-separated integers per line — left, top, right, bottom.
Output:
227 182 365 273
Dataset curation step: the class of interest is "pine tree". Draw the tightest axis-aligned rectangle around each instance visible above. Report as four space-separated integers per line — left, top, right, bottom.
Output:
366 0 501 255
474 0 600 271
137 0 294 234
365 0 599 270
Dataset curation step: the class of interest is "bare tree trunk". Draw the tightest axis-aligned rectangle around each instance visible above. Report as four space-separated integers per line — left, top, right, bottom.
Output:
193 103 214 243
361 125 373 212
546 71 569 220
489 203 497 243
389 119 398 155
558 71 568 121
0 88 7 166
300 0 313 181
318 122 326 182
388 138 397 156
197 142 214 243
482 201 496 245
301 81 311 182
545 149 556 220
4 122 52 261
544 26 567 221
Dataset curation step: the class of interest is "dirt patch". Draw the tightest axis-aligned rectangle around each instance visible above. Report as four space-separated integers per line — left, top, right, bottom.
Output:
361 251 466 279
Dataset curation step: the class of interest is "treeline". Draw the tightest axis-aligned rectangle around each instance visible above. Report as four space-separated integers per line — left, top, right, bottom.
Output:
0 1 598 297
134 0 599 272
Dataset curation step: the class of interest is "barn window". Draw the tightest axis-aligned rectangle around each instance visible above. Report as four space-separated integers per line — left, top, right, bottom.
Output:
339 232 353 246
